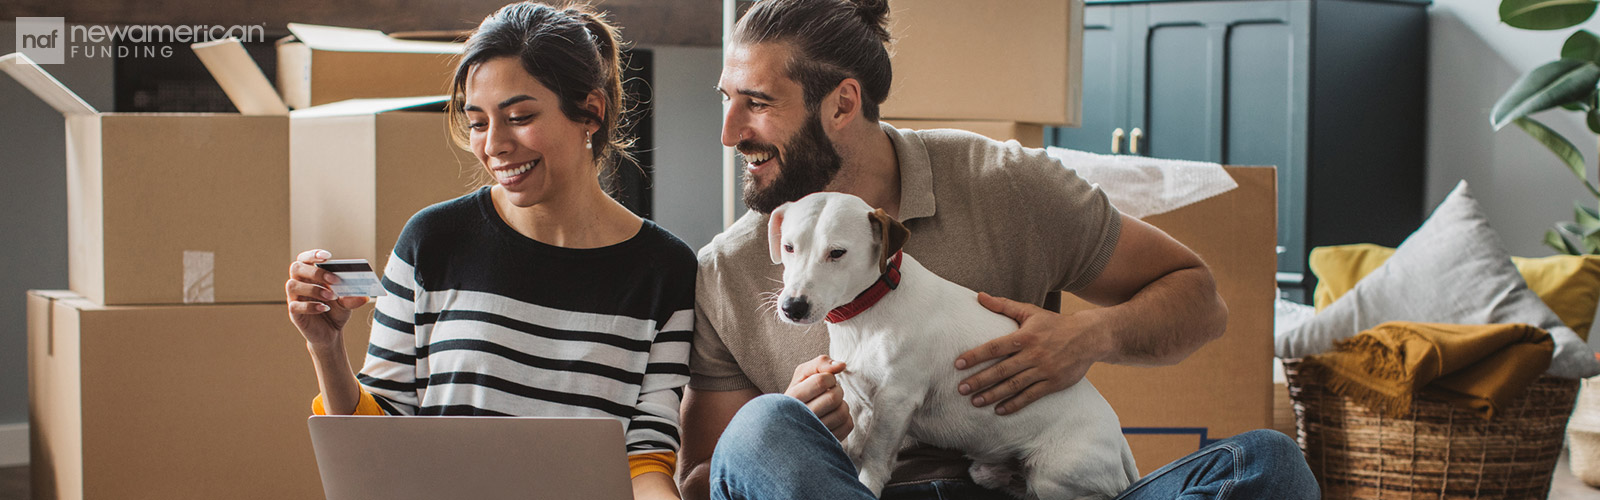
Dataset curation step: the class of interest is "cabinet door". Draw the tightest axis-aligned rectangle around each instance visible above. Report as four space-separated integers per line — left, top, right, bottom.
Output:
1136 0 1309 277
1047 5 1131 154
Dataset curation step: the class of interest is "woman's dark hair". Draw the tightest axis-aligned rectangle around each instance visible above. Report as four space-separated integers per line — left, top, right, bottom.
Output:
733 0 892 120
448 2 633 171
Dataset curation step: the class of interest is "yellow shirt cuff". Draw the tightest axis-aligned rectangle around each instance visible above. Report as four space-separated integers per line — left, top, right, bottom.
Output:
628 451 676 478
310 389 385 415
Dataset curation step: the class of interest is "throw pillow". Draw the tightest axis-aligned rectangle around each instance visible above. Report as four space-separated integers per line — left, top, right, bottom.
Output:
1309 245 1600 340
1276 181 1600 378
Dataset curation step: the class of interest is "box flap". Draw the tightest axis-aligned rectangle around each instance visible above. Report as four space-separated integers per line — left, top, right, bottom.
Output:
0 52 98 115
285 23 463 54
290 96 449 118
191 38 290 116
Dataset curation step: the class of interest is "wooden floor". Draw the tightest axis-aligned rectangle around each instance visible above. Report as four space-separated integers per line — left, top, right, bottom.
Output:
1 454 1598 499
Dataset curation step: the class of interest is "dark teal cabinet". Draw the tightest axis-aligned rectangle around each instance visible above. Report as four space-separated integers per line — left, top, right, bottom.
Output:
1052 0 1428 302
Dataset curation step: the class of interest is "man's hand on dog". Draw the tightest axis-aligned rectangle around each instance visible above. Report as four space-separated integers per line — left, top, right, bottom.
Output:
954 292 1116 416
785 355 854 441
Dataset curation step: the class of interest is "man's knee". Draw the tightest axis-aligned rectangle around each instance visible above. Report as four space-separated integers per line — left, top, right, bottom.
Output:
732 394 811 429
717 394 812 458
1235 429 1299 458
1231 429 1303 463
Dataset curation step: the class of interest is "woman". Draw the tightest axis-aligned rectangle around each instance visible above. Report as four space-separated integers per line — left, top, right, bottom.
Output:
283 3 693 499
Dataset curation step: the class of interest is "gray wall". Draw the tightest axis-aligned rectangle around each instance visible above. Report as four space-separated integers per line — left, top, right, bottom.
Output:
644 45 726 251
0 21 112 430
1427 2 1600 257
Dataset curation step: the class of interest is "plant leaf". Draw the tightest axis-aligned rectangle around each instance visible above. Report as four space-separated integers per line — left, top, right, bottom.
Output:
1548 227 1583 254
1558 222 1591 254
1580 202 1600 234
1587 231 1600 253
1589 105 1600 133
1511 117 1592 188
1565 30 1600 63
1492 59 1600 129
1503 0 1600 30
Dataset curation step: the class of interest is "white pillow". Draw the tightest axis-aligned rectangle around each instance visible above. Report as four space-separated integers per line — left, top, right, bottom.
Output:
1275 181 1600 378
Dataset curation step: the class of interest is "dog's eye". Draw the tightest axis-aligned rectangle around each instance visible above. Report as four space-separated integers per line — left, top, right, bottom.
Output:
784 243 794 253
829 249 847 259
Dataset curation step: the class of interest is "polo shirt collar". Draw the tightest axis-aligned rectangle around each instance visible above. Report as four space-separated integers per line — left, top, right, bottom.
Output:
881 122 936 221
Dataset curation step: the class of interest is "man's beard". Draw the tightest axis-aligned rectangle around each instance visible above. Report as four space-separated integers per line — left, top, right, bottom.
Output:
740 111 843 214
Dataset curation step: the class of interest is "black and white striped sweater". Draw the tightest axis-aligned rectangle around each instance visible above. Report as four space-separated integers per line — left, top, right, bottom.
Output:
358 186 696 456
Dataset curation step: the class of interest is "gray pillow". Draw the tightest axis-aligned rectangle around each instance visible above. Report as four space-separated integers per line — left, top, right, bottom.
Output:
1275 181 1600 379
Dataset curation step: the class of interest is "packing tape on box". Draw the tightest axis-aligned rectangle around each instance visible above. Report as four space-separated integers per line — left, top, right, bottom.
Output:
184 250 216 304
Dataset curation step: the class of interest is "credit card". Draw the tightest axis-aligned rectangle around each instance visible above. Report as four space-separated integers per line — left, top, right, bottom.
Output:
314 259 387 297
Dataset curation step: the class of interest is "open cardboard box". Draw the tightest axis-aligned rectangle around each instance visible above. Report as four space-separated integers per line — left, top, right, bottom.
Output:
28 290 374 499
276 23 462 110
289 97 480 266
196 39 478 269
1064 166 1277 475
0 52 290 306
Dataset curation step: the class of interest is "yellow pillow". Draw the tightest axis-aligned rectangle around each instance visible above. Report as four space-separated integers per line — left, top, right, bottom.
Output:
1309 244 1600 340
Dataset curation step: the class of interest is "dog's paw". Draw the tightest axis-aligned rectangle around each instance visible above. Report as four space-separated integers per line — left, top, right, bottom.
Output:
969 460 1029 499
840 435 865 466
857 471 888 498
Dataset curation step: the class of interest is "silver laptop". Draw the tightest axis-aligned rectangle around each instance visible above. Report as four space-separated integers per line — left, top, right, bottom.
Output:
308 415 632 500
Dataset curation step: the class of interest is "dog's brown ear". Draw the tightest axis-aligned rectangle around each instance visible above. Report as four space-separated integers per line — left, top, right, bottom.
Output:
867 208 910 274
767 204 789 265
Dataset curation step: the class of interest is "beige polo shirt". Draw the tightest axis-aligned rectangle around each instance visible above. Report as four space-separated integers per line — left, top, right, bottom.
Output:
690 122 1122 484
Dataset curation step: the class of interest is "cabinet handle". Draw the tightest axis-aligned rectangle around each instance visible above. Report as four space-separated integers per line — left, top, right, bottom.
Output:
1130 128 1143 155
1112 128 1125 154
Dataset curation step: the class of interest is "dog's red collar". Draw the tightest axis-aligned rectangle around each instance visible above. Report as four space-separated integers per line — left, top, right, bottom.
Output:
825 251 903 323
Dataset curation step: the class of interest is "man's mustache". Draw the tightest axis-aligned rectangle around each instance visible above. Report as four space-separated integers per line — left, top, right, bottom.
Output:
736 140 780 161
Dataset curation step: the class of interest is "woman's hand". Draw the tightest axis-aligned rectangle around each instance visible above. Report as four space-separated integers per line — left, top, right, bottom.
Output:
285 249 370 349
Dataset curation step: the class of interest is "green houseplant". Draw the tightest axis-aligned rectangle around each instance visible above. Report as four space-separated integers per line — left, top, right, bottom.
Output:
1492 0 1600 254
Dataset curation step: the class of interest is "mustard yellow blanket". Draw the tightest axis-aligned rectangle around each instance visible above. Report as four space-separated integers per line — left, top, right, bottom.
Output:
1310 321 1553 420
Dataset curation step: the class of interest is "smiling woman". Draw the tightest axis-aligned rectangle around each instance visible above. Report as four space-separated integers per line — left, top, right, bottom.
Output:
279 3 696 500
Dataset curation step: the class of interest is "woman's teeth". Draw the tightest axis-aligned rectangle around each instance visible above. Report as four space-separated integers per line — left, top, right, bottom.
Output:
497 160 536 180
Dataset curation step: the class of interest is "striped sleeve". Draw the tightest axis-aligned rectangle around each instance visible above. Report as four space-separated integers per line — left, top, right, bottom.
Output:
625 307 693 455
355 251 422 415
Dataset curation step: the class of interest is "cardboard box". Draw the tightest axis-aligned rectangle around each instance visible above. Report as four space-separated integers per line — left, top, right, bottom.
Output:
880 0 1082 125
1064 166 1277 475
276 23 462 110
197 38 478 267
28 290 373 500
884 119 1045 149
1 53 290 306
290 97 480 265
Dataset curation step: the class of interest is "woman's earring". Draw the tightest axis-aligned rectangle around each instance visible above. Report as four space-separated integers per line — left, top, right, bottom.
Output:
584 131 592 150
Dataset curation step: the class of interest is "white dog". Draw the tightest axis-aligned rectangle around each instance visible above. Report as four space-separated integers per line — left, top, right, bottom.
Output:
769 192 1139 500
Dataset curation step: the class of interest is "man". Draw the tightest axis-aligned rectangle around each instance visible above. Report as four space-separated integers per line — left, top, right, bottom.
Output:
677 1 1319 499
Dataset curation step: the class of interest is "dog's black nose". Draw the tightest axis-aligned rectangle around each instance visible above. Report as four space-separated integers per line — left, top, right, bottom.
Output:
781 296 811 321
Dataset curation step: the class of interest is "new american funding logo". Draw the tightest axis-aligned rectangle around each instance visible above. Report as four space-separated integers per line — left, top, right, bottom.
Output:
16 17 266 64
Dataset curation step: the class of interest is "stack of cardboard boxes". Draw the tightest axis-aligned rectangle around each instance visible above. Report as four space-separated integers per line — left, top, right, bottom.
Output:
9 24 472 499
878 0 1276 475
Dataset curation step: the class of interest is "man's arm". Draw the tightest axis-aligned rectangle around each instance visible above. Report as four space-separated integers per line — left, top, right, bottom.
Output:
677 386 760 500
954 214 1228 415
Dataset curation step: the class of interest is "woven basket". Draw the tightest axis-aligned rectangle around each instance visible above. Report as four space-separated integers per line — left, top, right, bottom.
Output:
1282 359 1579 499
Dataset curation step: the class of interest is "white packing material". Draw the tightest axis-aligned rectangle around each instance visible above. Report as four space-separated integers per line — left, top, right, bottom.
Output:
1046 146 1239 218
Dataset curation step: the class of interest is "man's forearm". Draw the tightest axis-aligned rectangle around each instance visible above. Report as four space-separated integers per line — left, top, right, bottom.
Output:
1092 265 1227 366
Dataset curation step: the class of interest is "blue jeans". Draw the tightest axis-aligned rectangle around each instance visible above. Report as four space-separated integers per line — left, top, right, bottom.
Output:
710 394 1319 500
